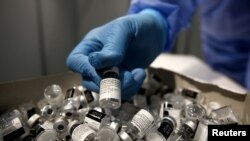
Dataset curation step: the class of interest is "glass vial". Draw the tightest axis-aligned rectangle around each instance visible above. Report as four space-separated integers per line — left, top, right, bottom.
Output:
53 116 68 133
84 108 107 131
171 120 197 140
127 109 156 139
209 105 239 124
35 129 59 141
0 110 25 141
185 103 206 121
40 104 57 120
159 102 182 131
44 84 64 106
99 66 121 109
146 116 176 141
97 119 121 141
68 120 96 141
118 130 133 141
61 98 80 118
176 88 205 104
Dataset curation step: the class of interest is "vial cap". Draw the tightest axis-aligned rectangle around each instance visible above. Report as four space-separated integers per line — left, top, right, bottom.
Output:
41 105 57 118
68 120 80 135
163 116 177 128
183 120 197 132
108 120 121 132
54 117 68 133
118 130 133 141
103 66 119 75
27 114 41 128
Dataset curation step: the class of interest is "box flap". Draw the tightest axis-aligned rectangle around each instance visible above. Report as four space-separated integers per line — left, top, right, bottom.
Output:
150 53 249 95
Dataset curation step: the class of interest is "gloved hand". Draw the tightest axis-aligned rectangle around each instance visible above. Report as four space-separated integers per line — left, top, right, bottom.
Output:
66 9 167 100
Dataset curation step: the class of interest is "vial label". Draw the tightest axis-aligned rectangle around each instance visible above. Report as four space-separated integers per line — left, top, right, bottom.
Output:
99 78 121 100
72 125 95 141
40 121 53 130
84 90 94 103
66 88 75 99
84 110 106 130
131 109 154 136
182 89 198 99
158 120 174 139
194 122 207 141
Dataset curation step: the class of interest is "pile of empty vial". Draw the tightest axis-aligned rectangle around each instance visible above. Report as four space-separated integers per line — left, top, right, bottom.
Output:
0 67 240 141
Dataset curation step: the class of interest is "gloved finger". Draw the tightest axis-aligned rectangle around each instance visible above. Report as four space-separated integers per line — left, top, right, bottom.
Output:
66 41 102 85
121 68 146 100
89 20 134 69
83 80 99 93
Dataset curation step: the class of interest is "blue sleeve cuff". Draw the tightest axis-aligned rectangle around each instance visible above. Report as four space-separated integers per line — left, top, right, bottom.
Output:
128 0 198 52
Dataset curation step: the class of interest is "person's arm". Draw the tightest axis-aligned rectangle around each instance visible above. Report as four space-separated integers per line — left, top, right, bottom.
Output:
129 0 199 51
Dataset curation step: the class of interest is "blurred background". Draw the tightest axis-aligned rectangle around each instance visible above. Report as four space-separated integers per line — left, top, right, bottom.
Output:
0 0 201 83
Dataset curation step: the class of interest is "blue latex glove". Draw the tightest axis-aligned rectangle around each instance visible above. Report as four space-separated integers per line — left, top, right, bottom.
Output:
66 9 167 100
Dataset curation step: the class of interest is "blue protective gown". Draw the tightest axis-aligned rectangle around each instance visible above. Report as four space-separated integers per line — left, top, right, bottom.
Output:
128 0 250 90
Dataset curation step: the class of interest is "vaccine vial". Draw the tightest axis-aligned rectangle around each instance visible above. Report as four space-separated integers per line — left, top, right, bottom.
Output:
193 118 218 141
53 116 68 133
77 86 99 108
44 84 64 107
61 98 80 118
176 88 205 104
97 119 121 141
127 109 156 139
35 129 59 141
146 116 176 141
118 130 133 141
83 90 99 108
171 120 197 140
209 105 238 124
68 120 96 141
40 104 57 120
84 108 107 131
117 102 140 123
163 94 185 109
0 110 25 141
99 66 121 109
185 103 206 121
159 102 182 131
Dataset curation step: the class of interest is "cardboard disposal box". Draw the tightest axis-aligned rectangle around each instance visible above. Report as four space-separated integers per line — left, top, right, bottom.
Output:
150 53 250 124
0 53 249 124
